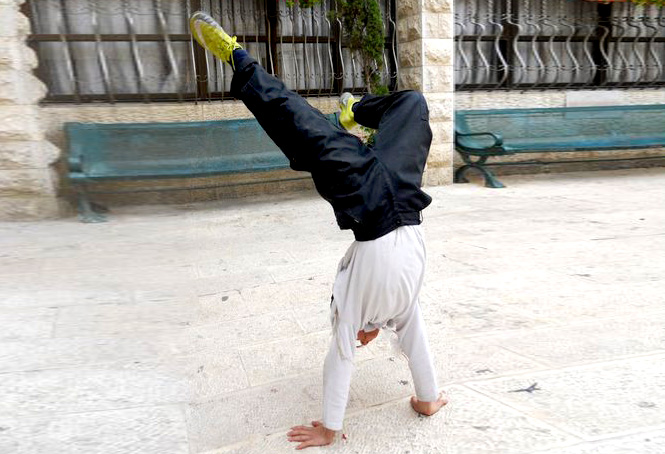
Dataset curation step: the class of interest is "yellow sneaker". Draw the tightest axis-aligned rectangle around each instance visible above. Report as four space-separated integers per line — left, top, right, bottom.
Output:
339 92 358 131
189 11 242 67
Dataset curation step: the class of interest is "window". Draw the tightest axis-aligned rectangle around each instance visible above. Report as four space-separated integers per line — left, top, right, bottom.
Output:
455 0 665 91
26 0 398 103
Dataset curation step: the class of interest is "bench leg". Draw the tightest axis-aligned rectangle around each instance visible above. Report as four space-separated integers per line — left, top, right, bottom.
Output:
76 188 108 223
454 164 506 189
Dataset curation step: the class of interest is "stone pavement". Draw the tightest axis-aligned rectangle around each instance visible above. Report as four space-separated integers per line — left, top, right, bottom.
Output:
1 168 664 454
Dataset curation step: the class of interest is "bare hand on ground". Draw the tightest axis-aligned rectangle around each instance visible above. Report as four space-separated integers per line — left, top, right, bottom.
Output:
410 392 448 416
356 328 379 346
287 421 335 450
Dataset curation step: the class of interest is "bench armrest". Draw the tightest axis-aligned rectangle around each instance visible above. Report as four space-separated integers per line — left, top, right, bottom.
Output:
456 131 504 147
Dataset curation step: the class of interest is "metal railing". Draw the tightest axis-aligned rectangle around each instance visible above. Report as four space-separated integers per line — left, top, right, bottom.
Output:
25 0 398 103
455 0 665 91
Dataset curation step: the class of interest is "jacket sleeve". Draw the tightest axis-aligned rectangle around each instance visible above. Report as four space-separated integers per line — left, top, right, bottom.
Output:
322 320 356 431
395 302 439 402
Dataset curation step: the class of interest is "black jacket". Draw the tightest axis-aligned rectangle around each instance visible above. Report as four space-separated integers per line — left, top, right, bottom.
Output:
311 92 433 241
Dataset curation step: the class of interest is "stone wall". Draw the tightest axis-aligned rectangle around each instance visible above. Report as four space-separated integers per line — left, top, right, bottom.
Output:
0 0 457 221
0 0 61 220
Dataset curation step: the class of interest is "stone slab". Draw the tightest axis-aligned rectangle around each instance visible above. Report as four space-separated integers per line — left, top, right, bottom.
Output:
487 311 665 367
53 301 197 338
186 372 363 452
240 330 376 387
529 428 665 454
187 349 250 401
0 308 56 341
196 276 331 325
206 386 575 454
469 354 665 438
0 288 133 309
187 309 303 352
0 362 188 418
0 405 189 454
267 256 338 282
0 169 665 453
0 335 187 374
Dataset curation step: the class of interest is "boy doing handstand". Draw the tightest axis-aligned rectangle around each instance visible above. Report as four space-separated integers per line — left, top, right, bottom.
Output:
190 11 447 450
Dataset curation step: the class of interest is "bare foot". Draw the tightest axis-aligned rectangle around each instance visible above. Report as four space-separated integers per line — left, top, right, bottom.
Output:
410 392 448 416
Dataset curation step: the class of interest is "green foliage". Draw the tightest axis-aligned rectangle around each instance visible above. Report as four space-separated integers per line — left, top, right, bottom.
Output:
331 0 388 94
284 0 324 9
630 0 665 6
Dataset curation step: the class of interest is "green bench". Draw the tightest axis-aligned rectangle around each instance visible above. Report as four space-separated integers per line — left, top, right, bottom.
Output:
66 119 295 222
454 104 665 188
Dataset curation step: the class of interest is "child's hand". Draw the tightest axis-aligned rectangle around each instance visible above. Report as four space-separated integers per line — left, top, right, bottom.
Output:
287 420 335 450
356 328 379 346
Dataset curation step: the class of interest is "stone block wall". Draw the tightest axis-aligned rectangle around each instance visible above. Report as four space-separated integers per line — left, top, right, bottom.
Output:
398 0 455 186
0 0 61 220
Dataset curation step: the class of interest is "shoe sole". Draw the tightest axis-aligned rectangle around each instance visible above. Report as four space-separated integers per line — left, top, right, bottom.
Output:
190 12 220 50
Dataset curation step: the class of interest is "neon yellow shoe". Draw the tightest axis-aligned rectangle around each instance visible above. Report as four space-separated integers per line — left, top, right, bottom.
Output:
189 11 242 67
339 92 358 131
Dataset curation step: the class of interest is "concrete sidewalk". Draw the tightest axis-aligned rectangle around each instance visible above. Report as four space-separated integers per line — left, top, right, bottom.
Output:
1 168 664 454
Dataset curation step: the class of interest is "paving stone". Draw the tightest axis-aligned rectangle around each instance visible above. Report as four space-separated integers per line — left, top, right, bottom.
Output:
187 350 250 401
529 428 665 454
0 335 187 373
133 286 196 305
54 301 197 338
35 264 198 290
268 257 338 282
0 308 56 341
240 330 376 386
195 276 332 323
188 309 303 352
0 363 188 417
351 334 543 407
194 252 294 279
421 273 665 335
1 169 665 453
244 275 334 309
186 372 363 451
206 386 576 454
350 355 416 405
0 405 189 454
486 311 665 367
0 254 43 275
0 288 134 309
430 336 545 384
193 268 275 294
292 300 332 334
469 354 665 438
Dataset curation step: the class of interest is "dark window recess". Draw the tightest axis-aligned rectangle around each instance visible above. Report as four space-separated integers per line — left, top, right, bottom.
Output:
456 0 665 91
25 0 399 104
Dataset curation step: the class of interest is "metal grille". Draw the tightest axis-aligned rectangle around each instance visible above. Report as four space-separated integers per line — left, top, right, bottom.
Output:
25 0 398 103
455 0 665 91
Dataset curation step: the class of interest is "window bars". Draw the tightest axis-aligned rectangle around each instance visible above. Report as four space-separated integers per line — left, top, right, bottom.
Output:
25 0 399 103
455 0 665 91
